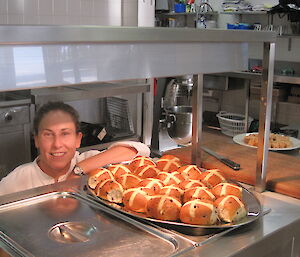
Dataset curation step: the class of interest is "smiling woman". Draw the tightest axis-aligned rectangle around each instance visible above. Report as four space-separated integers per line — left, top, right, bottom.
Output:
0 102 150 196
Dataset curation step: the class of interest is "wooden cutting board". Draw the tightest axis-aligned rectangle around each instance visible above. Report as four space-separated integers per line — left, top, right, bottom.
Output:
165 129 300 199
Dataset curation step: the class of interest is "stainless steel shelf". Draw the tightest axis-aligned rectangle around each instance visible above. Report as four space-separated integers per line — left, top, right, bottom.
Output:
211 71 300 85
156 11 218 16
31 81 150 105
220 11 268 15
0 25 276 44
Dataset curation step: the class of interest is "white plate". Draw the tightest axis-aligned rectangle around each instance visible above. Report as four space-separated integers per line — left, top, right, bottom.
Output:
233 133 300 151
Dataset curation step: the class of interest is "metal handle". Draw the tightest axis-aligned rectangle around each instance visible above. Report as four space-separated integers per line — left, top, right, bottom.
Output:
166 114 176 129
220 158 240 171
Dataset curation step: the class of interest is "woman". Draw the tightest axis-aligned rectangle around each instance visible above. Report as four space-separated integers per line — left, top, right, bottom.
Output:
0 101 150 196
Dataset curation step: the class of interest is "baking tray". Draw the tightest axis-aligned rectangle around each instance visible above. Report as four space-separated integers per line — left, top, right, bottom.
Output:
84 182 262 236
0 191 194 257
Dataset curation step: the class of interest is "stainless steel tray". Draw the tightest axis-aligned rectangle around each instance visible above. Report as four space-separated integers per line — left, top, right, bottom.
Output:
0 191 194 257
85 182 262 236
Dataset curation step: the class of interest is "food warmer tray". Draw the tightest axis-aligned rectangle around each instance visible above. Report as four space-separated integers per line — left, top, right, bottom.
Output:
0 191 196 257
84 182 263 236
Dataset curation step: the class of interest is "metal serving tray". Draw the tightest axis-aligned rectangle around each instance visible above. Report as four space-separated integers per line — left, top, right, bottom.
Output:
0 191 194 257
85 183 262 236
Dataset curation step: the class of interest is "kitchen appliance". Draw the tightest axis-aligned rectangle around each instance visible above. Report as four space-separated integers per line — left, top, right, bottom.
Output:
165 106 193 145
151 76 194 154
163 75 193 110
0 91 31 179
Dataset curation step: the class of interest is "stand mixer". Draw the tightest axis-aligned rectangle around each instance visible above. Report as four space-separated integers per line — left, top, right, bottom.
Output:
151 75 194 155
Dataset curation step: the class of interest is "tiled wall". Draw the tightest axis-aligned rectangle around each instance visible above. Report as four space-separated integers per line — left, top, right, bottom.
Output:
0 0 133 26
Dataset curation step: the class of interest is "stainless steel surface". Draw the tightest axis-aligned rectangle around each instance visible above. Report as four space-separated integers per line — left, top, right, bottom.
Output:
85 184 262 236
179 189 300 257
0 190 193 257
0 26 276 44
1 180 299 257
165 106 193 145
213 71 300 85
163 77 193 109
244 79 251 132
255 42 275 193
142 78 154 146
192 74 203 167
0 26 276 92
0 105 31 179
49 222 97 243
31 81 150 105
201 146 240 170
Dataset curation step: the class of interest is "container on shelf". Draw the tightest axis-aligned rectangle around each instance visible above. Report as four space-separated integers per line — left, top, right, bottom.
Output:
174 3 186 13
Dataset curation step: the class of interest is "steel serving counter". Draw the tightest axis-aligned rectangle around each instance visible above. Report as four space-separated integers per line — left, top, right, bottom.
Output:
0 179 299 257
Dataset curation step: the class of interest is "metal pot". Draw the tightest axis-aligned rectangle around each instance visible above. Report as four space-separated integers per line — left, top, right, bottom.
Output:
165 106 192 145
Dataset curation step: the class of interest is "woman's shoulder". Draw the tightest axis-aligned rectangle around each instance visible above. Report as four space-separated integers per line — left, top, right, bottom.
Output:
2 162 37 180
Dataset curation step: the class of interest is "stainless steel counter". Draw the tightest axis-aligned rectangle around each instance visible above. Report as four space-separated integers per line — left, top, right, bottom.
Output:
180 189 300 257
0 180 299 257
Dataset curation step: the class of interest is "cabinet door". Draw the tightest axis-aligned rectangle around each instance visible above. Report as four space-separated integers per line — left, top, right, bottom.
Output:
0 126 31 179
138 0 155 27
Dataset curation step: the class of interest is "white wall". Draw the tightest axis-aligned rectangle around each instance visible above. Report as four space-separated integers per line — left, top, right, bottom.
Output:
0 0 124 26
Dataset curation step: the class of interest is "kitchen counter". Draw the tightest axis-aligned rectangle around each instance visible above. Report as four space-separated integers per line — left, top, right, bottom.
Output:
165 128 300 199
0 179 299 257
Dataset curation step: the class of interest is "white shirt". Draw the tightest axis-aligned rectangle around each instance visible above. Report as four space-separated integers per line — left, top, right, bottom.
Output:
0 141 150 196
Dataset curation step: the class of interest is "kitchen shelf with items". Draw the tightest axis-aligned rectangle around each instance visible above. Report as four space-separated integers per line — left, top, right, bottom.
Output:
156 0 218 28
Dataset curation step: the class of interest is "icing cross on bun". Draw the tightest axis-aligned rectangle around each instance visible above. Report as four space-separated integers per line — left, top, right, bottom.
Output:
177 165 202 180
180 199 218 225
157 171 185 186
146 195 182 221
116 173 142 190
156 155 181 172
138 178 165 193
87 168 114 189
95 179 124 203
123 187 154 213
199 169 226 188
134 165 160 179
183 186 216 203
212 183 243 198
214 195 247 223
178 179 206 190
129 156 156 171
107 164 132 179
159 185 184 201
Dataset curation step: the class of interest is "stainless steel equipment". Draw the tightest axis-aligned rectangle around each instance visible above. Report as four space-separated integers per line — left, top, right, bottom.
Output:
163 75 193 110
0 189 195 257
0 95 31 179
165 106 193 145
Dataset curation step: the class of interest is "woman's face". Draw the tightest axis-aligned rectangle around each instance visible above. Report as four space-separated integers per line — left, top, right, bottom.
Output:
34 110 82 176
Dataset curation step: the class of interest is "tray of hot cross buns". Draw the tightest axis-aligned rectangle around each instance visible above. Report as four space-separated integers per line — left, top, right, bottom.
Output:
85 155 262 235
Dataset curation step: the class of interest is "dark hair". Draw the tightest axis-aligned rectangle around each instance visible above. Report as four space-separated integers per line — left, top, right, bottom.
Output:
33 101 80 135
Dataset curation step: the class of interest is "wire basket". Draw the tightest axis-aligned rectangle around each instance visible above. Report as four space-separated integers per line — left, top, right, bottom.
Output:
216 111 253 137
105 97 135 138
